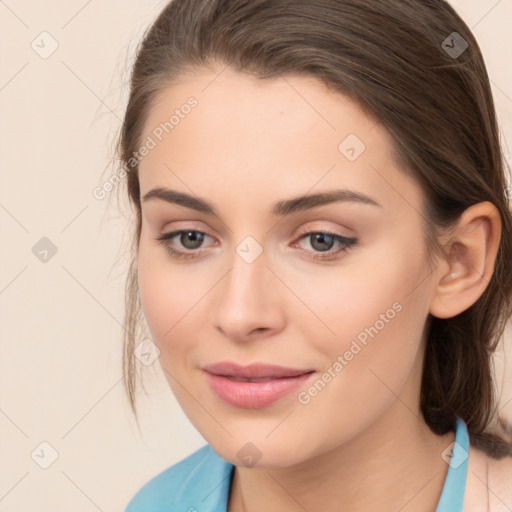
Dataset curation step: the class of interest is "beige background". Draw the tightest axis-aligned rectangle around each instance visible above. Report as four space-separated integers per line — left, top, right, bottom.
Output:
0 1 511 510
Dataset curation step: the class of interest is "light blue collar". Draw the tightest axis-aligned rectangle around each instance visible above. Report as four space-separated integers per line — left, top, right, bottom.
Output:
435 417 469 511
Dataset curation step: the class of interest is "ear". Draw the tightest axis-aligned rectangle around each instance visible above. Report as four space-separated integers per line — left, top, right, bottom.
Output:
429 201 502 319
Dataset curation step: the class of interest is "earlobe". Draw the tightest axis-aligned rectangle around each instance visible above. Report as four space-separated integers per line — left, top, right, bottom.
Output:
429 201 501 319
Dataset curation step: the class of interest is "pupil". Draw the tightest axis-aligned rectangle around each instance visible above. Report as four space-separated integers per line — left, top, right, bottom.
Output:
182 231 204 249
312 233 334 252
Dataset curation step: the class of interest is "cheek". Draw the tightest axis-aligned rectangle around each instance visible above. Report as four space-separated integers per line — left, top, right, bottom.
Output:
136 238 221 373
324 240 428 387
290 234 429 355
289 237 430 429
137 241 190 349
290 246 429 445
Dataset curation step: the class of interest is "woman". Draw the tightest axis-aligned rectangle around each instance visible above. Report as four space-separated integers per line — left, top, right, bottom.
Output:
118 0 512 510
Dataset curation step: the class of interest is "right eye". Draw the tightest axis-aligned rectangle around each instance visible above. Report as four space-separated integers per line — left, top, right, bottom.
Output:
154 230 215 259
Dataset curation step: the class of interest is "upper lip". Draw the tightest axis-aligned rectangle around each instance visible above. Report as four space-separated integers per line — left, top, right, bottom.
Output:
202 361 314 379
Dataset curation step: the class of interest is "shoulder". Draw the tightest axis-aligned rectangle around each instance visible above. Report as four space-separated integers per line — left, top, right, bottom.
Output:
124 444 233 512
464 444 512 512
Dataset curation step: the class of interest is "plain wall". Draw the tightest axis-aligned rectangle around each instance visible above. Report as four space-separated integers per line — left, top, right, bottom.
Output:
1 1 511 510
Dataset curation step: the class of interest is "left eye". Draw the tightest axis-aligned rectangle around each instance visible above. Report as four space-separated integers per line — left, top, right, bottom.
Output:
154 229 357 261
294 231 358 261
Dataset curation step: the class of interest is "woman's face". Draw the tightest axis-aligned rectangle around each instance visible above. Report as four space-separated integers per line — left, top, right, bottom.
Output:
136 64 441 467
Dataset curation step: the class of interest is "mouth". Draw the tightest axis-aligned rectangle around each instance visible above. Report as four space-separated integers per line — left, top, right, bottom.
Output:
220 376 294 382
202 361 315 408
202 361 314 379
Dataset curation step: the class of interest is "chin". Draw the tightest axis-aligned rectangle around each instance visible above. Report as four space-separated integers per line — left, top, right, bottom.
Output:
207 436 310 469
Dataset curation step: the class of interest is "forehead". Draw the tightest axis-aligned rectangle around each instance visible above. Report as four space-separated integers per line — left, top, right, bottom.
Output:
137 65 423 216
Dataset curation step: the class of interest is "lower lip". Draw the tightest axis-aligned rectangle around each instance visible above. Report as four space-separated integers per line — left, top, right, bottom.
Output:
204 371 314 409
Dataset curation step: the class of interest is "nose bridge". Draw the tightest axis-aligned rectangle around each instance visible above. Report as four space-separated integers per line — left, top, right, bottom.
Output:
223 234 269 307
212 232 281 336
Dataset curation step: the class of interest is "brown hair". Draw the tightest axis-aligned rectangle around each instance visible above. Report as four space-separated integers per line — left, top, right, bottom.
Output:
115 0 512 458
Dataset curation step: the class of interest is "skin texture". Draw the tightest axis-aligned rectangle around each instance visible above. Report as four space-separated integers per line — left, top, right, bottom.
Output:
136 64 502 511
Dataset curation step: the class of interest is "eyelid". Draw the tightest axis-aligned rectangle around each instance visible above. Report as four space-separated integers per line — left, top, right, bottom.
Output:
155 221 358 261
159 221 354 245
294 222 354 239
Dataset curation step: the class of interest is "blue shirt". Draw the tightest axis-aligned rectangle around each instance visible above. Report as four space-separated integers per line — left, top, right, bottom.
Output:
125 417 469 512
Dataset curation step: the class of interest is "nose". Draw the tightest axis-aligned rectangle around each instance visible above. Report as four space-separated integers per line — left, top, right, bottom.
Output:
211 241 286 343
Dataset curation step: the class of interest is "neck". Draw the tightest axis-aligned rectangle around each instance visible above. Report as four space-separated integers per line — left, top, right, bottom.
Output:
227 399 455 512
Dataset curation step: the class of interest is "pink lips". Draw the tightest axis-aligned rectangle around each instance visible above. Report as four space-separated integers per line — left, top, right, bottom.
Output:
202 361 315 409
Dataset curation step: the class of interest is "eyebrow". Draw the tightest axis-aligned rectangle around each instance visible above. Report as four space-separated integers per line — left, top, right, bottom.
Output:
142 187 382 216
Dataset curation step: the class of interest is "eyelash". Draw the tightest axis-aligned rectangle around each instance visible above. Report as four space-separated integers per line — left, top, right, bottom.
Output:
154 228 358 262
